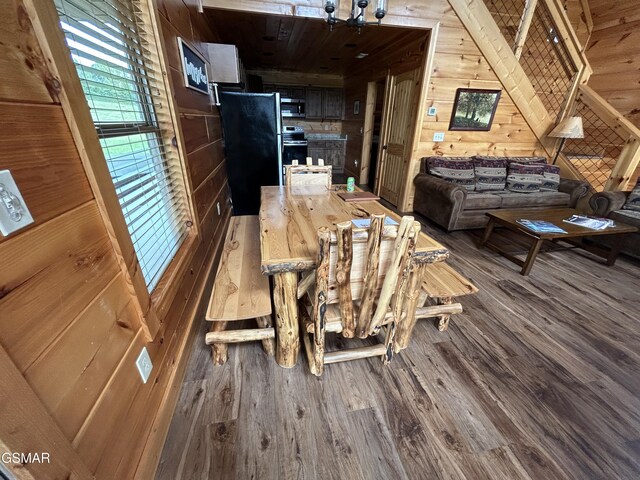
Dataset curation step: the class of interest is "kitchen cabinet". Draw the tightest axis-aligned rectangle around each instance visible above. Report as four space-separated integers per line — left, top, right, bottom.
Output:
305 88 324 119
289 87 306 100
323 89 344 119
307 139 346 173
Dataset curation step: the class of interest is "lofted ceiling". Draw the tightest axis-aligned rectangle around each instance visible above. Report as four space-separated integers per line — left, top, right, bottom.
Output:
203 9 428 76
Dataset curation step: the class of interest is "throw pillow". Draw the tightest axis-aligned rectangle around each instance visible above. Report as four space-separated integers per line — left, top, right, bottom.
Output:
505 156 548 165
472 157 507 191
623 178 640 212
507 163 544 193
427 157 475 191
540 164 561 191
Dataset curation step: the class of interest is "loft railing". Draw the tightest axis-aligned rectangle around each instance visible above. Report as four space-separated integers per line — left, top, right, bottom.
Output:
559 85 640 192
482 0 579 120
480 0 640 192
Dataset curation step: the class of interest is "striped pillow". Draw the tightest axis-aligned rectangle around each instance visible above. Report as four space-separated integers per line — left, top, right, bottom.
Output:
507 163 544 193
505 156 548 165
427 157 475 191
623 179 640 212
472 157 507 191
540 164 561 191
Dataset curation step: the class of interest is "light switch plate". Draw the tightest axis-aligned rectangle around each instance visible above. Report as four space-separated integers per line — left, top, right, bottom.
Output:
0 170 34 237
433 132 445 142
135 347 153 384
427 106 437 116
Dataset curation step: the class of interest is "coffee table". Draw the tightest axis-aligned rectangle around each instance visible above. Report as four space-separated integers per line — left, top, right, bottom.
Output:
478 207 638 275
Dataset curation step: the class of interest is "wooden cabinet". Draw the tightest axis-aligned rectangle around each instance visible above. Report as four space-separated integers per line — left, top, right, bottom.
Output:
308 139 346 173
305 88 324 119
289 87 306 100
323 89 344 119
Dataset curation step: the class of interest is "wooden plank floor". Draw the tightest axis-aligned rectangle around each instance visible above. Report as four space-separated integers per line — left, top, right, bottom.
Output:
156 220 640 480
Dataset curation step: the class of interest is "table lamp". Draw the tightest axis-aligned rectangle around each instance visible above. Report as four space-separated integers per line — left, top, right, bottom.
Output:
549 116 584 165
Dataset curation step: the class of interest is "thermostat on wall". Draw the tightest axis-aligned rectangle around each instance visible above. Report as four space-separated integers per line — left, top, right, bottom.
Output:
427 106 437 116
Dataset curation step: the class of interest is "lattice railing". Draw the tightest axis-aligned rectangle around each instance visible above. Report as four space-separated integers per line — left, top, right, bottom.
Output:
482 0 578 121
560 85 640 192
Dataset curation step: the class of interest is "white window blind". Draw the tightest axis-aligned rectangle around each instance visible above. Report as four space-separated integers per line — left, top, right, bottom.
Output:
56 0 191 292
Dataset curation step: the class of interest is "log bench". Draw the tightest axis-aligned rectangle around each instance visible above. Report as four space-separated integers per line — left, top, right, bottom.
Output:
421 262 478 332
205 216 275 365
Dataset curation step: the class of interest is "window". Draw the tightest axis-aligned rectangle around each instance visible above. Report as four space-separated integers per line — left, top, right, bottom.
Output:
56 0 191 292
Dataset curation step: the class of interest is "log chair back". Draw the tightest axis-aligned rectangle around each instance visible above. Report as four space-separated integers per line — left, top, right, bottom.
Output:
307 214 420 375
284 164 332 188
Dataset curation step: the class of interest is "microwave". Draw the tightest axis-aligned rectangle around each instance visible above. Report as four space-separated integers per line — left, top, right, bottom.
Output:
280 98 305 118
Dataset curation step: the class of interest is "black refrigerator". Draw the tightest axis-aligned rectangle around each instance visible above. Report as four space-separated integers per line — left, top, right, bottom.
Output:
218 92 282 215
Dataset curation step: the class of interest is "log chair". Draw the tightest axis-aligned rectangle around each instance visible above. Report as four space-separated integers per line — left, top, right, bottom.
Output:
300 214 422 376
284 164 332 188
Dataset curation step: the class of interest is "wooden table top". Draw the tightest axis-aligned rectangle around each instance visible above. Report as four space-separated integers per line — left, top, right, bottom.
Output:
487 207 639 239
259 185 449 274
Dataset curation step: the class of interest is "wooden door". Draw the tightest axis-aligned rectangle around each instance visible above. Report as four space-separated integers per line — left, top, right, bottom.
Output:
376 69 418 206
305 88 324 119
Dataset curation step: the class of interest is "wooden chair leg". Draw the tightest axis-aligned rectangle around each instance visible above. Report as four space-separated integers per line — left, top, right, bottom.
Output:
210 321 228 365
436 297 453 332
255 315 276 356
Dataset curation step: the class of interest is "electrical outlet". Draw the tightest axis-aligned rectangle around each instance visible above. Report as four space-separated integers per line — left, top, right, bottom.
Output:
216 201 221 215
433 132 445 142
427 106 437 116
354 159 358 167
135 347 153 384
0 170 34 237
359 127 364 134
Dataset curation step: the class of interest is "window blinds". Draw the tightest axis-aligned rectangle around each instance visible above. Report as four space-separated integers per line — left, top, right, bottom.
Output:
56 0 191 292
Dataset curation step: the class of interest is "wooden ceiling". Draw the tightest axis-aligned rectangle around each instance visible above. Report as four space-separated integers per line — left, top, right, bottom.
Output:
204 9 428 77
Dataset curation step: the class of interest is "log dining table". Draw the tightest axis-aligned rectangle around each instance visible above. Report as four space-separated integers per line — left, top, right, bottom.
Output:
259 185 450 367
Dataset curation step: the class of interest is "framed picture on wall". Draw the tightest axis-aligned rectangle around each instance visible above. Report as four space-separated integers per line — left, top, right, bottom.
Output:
353 100 360 115
449 88 501 131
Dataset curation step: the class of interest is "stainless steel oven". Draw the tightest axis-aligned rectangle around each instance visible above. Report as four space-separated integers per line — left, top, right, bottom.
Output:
282 126 308 179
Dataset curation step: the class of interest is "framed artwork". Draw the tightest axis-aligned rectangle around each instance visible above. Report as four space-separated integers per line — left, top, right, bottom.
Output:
449 88 501 131
353 100 360 115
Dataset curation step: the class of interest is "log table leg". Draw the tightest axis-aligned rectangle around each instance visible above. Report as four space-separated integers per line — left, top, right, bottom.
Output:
209 321 228 365
605 234 624 266
273 272 300 368
255 315 276 356
437 297 454 332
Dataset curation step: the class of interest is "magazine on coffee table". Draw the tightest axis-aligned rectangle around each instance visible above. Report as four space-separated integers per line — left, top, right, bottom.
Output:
516 219 568 234
563 214 615 230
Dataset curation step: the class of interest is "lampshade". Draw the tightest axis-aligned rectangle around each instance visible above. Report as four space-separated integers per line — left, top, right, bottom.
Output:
549 116 584 139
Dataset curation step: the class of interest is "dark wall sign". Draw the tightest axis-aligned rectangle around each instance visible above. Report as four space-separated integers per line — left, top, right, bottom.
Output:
177 37 209 95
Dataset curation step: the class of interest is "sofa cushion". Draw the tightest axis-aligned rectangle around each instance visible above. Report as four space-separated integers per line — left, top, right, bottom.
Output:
506 163 544 193
496 190 570 208
472 157 507 191
427 157 475 191
622 179 640 212
505 156 547 165
540 164 561 191
463 192 502 210
610 209 640 227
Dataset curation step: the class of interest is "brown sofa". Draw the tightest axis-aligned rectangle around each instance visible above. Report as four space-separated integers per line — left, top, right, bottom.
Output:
413 157 589 231
589 190 640 259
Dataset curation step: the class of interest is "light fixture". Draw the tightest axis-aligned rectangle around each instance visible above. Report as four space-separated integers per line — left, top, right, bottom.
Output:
324 0 388 31
548 116 584 165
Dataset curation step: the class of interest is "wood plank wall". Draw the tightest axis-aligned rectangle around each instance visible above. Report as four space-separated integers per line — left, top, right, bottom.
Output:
0 0 230 478
586 0 640 129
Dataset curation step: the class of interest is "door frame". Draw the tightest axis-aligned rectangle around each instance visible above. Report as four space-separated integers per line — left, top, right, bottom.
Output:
369 28 436 210
359 81 378 185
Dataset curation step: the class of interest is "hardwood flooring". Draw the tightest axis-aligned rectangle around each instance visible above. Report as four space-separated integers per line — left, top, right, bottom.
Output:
156 219 640 480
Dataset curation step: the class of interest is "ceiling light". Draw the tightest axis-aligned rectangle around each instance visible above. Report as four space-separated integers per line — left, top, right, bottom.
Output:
324 0 388 32
355 53 368 59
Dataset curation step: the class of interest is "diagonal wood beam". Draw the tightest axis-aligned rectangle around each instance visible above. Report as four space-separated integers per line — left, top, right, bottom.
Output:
447 0 556 155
